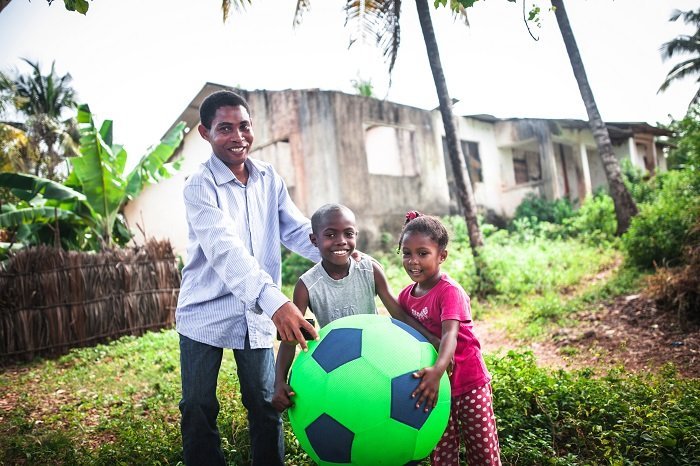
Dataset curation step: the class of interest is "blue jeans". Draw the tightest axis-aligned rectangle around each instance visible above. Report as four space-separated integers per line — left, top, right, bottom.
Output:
179 333 284 466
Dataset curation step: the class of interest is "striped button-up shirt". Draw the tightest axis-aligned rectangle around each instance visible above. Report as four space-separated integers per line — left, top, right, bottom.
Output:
175 154 320 349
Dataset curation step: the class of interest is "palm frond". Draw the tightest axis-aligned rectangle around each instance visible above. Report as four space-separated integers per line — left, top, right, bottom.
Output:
659 59 700 91
221 0 253 23
660 36 700 61
668 8 700 26
345 0 402 75
293 0 312 27
449 0 469 26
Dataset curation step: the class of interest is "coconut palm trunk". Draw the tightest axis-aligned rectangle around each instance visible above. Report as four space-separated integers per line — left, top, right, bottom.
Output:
415 0 483 254
221 0 484 256
552 0 637 235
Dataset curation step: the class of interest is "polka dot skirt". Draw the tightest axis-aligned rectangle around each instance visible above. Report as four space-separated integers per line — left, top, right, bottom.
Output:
431 383 501 466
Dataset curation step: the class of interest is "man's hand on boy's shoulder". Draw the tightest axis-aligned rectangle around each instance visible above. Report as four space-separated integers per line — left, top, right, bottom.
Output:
351 250 383 269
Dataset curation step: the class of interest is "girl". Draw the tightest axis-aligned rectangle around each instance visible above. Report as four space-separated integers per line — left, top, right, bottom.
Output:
398 211 501 466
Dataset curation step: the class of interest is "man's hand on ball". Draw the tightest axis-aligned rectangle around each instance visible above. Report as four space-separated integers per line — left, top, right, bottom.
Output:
272 302 318 351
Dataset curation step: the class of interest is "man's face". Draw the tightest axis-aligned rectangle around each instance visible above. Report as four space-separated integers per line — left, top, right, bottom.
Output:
198 105 254 169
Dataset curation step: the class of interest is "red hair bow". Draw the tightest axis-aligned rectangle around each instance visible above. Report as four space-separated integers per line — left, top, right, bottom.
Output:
405 211 421 222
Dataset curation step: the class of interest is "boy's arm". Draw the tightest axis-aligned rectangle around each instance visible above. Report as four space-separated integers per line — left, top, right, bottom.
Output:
272 342 297 412
372 262 441 349
272 280 311 412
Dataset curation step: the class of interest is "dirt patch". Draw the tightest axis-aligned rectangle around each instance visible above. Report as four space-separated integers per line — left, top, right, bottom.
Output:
553 295 699 378
477 295 700 378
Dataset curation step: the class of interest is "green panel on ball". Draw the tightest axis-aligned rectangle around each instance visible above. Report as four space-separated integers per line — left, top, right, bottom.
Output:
419 340 439 367
288 350 330 426
352 420 418 465
360 320 426 378
324 359 391 431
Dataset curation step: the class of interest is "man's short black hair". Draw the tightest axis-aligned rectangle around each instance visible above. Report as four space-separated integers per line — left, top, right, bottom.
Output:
199 90 251 129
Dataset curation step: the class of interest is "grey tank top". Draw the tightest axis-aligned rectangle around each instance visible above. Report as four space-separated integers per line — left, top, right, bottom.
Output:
300 256 378 328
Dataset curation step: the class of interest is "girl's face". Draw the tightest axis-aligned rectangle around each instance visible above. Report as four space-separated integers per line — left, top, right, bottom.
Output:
401 230 447 289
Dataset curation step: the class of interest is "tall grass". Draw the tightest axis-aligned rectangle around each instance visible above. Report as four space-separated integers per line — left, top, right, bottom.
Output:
378 218 623 339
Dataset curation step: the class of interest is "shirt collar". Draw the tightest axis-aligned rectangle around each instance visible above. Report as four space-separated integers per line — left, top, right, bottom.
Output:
206 154 267 186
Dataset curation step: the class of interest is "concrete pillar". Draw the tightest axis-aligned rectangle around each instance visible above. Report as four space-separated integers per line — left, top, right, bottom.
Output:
579 141 593 198
537 124 559 200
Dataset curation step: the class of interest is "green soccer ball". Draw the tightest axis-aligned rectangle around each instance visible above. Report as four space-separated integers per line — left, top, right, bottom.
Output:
288 314 451 465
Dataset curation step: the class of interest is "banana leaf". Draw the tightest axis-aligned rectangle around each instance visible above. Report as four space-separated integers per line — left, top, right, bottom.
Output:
72 104 127 239
125 121 186 198
0 206 82 229
0 172 86 202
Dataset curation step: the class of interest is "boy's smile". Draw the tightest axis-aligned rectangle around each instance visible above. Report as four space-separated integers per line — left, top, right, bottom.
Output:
311 209 358 278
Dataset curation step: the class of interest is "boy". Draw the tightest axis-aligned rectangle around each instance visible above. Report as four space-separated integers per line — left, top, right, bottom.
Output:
272 203 438 412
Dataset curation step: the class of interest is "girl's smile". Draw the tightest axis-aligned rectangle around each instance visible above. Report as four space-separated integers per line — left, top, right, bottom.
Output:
401 230 447 294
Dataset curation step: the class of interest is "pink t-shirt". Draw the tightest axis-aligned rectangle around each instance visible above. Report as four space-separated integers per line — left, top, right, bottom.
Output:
398 274 491 396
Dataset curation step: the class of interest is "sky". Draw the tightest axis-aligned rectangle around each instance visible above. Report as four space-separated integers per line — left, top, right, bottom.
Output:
0 0 698 161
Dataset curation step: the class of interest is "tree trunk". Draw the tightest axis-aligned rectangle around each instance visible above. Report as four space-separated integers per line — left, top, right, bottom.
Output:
414 0 484 254
552 0 637 235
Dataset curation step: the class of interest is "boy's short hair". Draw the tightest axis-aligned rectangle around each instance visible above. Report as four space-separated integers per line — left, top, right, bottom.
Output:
199 90 250 129
311 204 356 234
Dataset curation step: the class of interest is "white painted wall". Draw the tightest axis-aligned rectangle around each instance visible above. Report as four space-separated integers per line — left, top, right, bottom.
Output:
123 129 211 258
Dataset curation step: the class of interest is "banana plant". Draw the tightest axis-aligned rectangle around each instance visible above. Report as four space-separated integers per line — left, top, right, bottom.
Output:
66 103 185 247
0 172 91 254
0 104 186 253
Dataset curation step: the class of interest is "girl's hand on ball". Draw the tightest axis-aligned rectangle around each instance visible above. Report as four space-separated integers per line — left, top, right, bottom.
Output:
411 367 442 411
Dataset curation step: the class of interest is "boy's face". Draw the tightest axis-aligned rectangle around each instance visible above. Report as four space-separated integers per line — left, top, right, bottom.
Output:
198 105 253 170
310 210 358 267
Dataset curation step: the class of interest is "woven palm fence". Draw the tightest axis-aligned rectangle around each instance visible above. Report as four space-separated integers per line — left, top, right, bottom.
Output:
0 240 180 362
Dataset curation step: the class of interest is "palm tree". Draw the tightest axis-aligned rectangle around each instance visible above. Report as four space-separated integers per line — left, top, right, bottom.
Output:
0 59 79 181
551 0 637 235
659 8 700 109
222 0 485 256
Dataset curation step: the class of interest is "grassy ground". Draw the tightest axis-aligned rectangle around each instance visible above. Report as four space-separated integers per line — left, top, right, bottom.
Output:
1 237 699 465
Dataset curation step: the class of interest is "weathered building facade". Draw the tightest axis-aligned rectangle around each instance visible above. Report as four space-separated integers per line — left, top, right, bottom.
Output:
124 83 669 255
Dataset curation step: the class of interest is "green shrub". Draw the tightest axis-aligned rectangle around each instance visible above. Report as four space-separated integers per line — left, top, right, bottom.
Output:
622 169 700 268
513 193 575 225
491 352 700 465
665 104 700 171
562 191 617 243
621 158 658 205
281 247 314 287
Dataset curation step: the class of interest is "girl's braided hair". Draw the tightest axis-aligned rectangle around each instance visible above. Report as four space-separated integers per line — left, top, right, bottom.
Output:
397 211 449 252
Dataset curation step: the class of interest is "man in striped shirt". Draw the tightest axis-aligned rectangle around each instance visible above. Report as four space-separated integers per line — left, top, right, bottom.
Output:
176 90 320 466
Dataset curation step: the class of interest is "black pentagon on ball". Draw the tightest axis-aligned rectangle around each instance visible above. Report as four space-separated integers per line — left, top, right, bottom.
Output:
312 327 362 372
306 413 354 463
390 318 429 343
391 371 432 430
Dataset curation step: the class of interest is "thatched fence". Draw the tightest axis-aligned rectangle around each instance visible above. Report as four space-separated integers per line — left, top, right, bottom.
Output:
0 240 180 362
